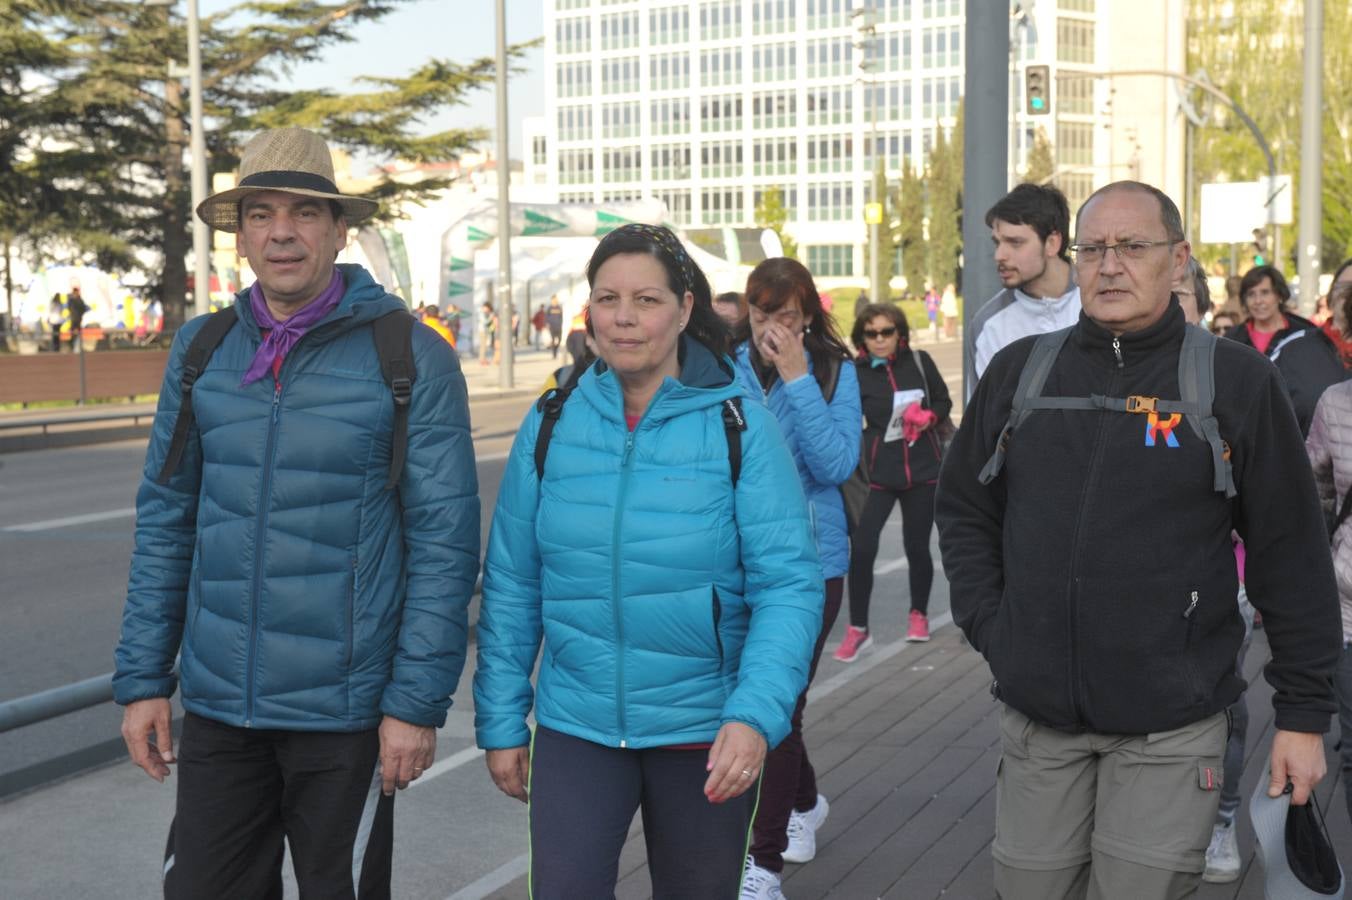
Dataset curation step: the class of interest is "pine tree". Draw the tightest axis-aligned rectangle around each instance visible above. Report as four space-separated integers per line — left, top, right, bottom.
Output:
11 1 531 327
754 185 797 259
863 161 895 301
1025 126 1055 186
896 162 926 296
926 123 961 294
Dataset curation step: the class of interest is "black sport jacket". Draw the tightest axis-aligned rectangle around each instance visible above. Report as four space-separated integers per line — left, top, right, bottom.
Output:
937 300 1339 735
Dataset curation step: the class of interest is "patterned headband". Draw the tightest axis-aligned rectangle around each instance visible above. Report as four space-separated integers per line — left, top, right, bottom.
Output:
604 223 696 297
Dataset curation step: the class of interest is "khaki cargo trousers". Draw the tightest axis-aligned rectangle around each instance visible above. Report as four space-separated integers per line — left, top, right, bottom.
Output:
993 704 1227 900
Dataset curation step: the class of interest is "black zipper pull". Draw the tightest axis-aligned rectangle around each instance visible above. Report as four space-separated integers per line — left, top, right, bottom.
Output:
1183 590 1199 618
1112 337 1124 368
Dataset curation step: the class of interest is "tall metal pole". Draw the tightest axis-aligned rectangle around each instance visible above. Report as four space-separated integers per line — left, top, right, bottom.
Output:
1297 0 1323 310
962 0 1009 400
495 0 513 387
870 83 880 301
187 0 209 318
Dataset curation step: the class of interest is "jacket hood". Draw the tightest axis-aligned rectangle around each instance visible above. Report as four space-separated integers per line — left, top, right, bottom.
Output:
579 334 743 424
231 264 405 341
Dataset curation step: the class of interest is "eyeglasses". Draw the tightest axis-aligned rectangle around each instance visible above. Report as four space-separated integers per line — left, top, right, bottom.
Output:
863 327 897 339
1069 240 1175 266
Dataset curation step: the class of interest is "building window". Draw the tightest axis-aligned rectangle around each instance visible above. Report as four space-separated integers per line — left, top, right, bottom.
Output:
1057 18 1095 64
699 0 741 40
651 144 693 181
807 135 853 175
601 57 640 94
532 136 547 166
1059 173 1094 212
650 51 691 92
752 89 796 129
805 0 849 29
752 0 793 35
921 75 961 120
700 47 742 87
653 189 693 224
600 11 639 51
870 31 911 73
922 25 960 68
701 93 744 133
1057 72 1093 115
602 146 641 183
863 129 903 171
806 244 854 276
701 188 746 224
601 102 640 139
650 98 691 136
921 0 960 17
1057 121 1093 166
752 186 798 218
752 137 796 176
603 189 643 203
556 105 593 142
1058 0 1094 10
807 86 853 126
560 190 593 204
807 37 851 79
556 16 591 55
700 140 744 179
862 0 909 24
558 149 594 185
752 42 796 84
556 0 589 10
557 60 592 99
864 82 908 123
649 5 690 45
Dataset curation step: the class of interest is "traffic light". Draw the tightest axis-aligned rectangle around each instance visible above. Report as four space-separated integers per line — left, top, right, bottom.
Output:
1025 65 1050 116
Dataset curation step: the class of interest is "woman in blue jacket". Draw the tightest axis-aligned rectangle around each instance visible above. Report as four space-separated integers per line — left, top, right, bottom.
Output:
474 225 823 899
731 257 859 896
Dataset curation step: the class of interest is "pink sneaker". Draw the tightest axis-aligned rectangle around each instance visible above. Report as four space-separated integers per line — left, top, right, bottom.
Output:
906 610 930 642
833 625 872 662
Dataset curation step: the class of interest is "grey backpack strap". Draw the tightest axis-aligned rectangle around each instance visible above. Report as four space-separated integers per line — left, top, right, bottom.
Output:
1178 324 1236 498
978 326 1074 484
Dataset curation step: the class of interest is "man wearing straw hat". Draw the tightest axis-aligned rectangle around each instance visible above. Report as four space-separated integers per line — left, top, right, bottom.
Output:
113 126 480 898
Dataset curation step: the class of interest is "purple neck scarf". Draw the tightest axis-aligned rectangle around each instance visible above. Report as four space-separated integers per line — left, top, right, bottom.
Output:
241 270 345 386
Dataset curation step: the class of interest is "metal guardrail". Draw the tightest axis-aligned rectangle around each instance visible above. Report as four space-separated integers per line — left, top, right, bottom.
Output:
0 575 485 736
0 409 158 435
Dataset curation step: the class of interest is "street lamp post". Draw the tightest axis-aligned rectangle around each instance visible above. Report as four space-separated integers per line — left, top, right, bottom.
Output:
495 0 514 388
853 6 880 302
187 0 209 318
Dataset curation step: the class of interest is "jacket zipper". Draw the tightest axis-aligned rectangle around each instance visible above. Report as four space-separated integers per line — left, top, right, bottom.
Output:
1183 590 1199 647
245 378 284 726
1064 358 1120 725
613 427 637 747
1112 337 1124 368
711 587 724 665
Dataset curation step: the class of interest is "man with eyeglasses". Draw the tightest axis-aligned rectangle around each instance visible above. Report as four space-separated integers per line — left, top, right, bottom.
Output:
937 181 1339 900
965 183 1080 395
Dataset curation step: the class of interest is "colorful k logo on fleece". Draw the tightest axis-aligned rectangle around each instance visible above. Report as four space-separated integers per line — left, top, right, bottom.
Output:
1145 412 1182 447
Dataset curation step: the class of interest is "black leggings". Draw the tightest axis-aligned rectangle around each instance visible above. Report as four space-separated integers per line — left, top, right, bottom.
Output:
528 725 756 899
847 482 936 628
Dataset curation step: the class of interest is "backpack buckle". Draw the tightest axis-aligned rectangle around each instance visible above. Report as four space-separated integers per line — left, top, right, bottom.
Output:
1124 395 1158 414
389 376 412 407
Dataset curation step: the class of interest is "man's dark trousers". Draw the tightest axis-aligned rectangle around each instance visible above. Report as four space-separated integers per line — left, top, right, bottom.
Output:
163 712 394 899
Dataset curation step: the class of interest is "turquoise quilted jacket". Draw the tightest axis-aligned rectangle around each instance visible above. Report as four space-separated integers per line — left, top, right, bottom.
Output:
474 337 823 751
113 265 480 731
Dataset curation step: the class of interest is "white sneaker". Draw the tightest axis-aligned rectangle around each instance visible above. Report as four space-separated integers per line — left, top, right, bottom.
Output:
1203 820 1240 883
740 856 787 900
783 794 830 863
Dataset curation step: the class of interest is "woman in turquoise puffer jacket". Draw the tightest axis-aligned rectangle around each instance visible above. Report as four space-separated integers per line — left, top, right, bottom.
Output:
474 225 823 899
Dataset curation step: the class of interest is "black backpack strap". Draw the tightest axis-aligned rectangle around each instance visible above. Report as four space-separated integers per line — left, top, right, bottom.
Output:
721 397 747 487
1334 483 1352 537
373 310 417 491
155 306 239 485
534 385 573 481
979 326 1073 485
820 354 842 404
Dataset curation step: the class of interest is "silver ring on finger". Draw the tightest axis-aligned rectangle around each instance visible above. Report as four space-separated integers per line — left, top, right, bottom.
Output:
740 768 754 779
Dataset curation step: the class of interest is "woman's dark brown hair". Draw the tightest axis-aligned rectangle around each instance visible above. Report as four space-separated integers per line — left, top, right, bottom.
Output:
738 258 852 389
851 303 910 353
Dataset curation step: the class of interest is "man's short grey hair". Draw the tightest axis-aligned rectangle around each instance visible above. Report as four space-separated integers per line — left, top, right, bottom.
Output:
1184 257 1211 317
1075 181 1187 244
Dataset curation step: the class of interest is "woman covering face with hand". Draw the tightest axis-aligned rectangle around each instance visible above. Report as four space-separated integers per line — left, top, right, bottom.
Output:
731 257 861 895
473 225 823 900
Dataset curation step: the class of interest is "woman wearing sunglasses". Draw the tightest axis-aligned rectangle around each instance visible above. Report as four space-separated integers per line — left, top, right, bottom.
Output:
834 303 952 662
731 257 860 898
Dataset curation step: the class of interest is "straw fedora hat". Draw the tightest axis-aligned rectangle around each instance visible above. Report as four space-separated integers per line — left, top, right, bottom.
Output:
195 126 379 232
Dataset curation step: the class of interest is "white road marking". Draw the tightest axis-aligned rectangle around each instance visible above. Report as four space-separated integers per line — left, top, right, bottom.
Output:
1 507 136 533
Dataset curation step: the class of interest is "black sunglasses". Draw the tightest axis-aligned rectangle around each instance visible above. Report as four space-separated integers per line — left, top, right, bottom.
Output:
863 327 897 339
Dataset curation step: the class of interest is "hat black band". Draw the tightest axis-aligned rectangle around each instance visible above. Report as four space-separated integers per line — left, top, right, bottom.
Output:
238 170 341 195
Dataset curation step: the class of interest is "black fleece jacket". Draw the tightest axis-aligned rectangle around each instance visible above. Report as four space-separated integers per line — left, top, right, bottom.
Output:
1225 312 1346 437
858 348 953 490
937 300 1339 736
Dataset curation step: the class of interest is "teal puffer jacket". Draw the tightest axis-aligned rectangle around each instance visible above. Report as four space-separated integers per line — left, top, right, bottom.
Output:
113 265 480 731
474 338 823 751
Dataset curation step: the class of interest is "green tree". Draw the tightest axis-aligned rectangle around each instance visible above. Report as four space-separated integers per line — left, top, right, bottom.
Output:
895 162 926 295
12 1 531 326
753 184 797 259
1025 126 1055 185
1188 0 1352 270
926 122 961 293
